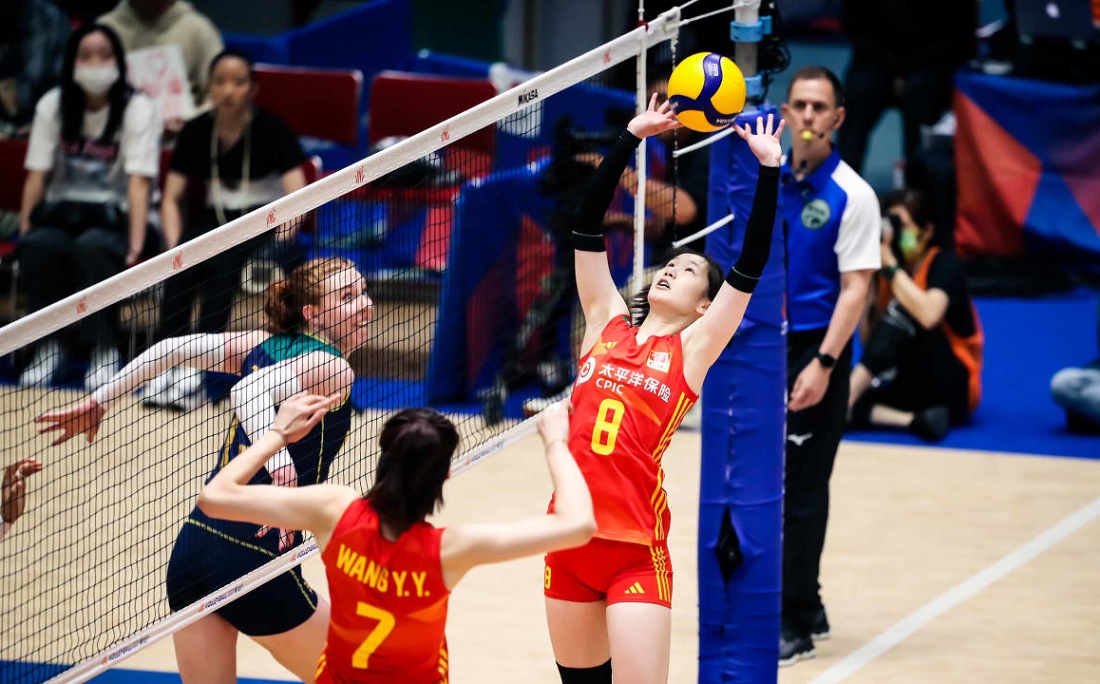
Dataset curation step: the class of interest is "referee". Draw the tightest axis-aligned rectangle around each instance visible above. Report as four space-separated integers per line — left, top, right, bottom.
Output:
778 66 881 666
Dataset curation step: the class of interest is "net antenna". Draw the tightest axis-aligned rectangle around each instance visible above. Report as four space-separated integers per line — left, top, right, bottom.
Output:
0 9 683 684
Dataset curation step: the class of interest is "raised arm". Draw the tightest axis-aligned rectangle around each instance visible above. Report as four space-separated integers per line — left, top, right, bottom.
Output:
34 331 267 445
573 94 680 353
682 114 783 388
438 401 595 590
197 393 355 550
229 350 353 494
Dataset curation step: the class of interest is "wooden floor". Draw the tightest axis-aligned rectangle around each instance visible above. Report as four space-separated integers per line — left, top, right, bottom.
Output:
98 427 1100 683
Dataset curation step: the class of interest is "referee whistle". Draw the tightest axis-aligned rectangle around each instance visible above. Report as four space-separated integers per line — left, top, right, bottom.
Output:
800 130 814 140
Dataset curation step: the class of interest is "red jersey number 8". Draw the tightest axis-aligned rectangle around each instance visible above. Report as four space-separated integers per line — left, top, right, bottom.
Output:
591 398 625 456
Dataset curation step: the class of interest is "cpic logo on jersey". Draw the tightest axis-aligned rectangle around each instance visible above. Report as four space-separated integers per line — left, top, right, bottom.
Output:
800 198 831 230
576 357 596 385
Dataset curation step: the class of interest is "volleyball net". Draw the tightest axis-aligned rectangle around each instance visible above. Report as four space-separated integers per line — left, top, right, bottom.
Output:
0 9 697 684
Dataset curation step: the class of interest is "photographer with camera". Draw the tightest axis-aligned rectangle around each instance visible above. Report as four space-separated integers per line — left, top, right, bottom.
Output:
848 188 983 442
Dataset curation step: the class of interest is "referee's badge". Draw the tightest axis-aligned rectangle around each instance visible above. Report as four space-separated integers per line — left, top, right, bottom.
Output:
800 199 831 229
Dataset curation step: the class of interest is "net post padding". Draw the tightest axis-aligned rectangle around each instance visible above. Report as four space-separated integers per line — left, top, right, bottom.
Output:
27 12 682 683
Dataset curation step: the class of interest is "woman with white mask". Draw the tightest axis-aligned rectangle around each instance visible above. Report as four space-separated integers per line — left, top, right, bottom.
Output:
17 23 162 391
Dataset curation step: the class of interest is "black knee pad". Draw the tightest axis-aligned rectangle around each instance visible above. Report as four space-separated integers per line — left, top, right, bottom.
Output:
557 659 612 684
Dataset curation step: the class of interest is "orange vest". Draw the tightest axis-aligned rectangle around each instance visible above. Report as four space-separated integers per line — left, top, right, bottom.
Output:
881 248 984 413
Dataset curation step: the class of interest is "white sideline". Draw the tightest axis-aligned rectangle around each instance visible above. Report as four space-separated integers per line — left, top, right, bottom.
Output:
809 495 1100 684
0 9 681 359
38 8 682 681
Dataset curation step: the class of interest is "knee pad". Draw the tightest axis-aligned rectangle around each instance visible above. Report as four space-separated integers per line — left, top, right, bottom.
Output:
557 659 612 684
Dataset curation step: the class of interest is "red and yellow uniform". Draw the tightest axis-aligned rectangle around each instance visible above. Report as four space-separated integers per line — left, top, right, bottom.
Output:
317 499 451 684
545 316 696 607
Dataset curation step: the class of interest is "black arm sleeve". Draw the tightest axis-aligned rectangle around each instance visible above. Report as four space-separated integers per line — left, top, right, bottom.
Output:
725 164 780 293
571 129 641 252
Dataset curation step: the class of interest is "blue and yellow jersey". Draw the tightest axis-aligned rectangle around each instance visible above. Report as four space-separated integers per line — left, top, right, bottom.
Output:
187 333 353 541
213 333 352 486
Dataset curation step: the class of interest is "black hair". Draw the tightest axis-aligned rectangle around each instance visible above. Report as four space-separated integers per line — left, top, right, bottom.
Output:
786 65 845 108
208 48 255 79
630 247 724 325
60 24 132 145
883 188 937 238
366 408 459 534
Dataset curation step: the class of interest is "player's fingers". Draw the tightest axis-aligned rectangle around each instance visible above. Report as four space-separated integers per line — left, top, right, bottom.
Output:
649 92 658 111
765 112 774 136
775 119 786 137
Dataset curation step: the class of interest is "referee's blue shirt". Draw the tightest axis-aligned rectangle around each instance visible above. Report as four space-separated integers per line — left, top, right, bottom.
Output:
780 148 880 332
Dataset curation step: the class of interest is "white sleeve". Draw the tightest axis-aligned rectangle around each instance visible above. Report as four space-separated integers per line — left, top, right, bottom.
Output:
25 89 61 172
230 362 302 472
92 334 225 406
835 181 882 273
121 94 162 178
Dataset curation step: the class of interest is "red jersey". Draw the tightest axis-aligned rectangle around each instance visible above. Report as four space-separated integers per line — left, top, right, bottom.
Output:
317 499 451 684
556 316 697 546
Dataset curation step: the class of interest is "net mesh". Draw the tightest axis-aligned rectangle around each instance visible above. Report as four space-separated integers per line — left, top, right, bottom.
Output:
0 13 683 684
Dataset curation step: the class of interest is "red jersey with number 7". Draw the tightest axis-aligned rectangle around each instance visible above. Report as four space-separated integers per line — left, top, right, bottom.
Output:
553 316 697 546
316 498 451 684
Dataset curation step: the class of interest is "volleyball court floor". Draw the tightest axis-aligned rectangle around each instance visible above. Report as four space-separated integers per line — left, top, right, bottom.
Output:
3 384 1098 683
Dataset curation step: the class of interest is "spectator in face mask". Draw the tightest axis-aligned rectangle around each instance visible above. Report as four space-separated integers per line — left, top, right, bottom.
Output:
16 23 162 392
848 188 983 442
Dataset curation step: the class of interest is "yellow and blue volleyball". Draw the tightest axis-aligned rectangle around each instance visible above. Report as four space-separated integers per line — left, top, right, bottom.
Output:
666 52 746 133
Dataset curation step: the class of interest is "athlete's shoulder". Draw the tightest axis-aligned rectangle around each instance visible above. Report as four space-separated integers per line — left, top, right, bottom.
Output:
256 333 343 362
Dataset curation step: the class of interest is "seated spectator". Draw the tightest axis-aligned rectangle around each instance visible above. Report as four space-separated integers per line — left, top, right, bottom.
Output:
1 458 43 542
144 49 308 411
18 24 162 390
848 188 983 442
97 0 224 134
0 0 70 139
1051 297 1100 433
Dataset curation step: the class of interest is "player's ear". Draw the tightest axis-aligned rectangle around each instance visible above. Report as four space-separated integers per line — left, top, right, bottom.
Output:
302 304 317 325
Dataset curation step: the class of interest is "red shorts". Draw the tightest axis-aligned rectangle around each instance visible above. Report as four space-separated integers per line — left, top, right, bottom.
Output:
544 537 673 608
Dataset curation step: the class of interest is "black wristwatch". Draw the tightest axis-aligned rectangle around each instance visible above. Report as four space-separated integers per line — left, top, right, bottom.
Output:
815 351 837 370
882 264 900 282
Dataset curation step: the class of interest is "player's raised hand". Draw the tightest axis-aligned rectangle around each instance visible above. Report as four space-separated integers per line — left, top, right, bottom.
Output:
627 93 682 139
537 400 571 451
734 112 784 167
2 459 43 524
35 398 107 446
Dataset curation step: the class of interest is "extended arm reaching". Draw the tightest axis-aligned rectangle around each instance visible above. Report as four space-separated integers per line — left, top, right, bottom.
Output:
682 114 784 386
573 94 681 348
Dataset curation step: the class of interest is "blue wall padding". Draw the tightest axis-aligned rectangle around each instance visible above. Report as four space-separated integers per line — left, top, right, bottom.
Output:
698 104 786 683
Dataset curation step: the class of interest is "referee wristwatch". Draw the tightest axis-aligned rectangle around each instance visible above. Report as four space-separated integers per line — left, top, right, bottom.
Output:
815 351 837 370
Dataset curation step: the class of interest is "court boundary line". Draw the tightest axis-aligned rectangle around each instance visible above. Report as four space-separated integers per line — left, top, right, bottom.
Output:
809 494 1100 684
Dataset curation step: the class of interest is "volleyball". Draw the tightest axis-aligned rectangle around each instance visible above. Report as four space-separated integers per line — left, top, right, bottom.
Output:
666 52 746 133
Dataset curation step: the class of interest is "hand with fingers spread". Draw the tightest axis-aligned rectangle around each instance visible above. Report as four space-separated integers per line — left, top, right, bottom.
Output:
733 112 785 167
35 398 107 446
627 93 683 140
2 458 43 530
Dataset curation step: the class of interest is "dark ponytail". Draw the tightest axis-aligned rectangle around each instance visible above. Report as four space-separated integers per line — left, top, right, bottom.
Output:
367 408 459 533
